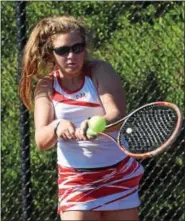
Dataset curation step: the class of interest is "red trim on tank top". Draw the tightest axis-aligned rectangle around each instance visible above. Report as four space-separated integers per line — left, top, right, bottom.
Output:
85 71 92 79
51 90 101 107
55 69 85 94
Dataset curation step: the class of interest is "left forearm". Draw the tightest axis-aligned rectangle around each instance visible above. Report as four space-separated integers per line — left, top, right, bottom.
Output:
103 110 124 132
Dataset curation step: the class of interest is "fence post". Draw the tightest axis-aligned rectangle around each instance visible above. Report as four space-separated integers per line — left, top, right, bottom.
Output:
16 2 33 221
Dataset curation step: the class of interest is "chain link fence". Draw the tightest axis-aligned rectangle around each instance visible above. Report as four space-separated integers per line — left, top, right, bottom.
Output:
2 2 185 221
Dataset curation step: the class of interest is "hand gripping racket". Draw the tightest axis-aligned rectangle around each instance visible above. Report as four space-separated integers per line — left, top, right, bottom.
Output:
87 101 183 160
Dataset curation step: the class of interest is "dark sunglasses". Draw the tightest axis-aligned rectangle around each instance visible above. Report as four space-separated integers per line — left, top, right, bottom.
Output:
53 42 86 56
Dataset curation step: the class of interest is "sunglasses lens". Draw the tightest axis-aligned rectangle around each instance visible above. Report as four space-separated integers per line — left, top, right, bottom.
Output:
54 46 70 56
53 43 85 56
72 43 85 54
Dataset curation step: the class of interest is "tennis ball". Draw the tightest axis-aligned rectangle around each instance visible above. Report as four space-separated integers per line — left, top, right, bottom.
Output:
86 127 98 136
88 116 106 133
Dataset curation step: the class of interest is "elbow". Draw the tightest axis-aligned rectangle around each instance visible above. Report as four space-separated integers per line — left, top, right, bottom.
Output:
35 137 55 151
35 134 51 151
36 141 55 151
36 141 47 151
35 130 56 151
35 133 44 151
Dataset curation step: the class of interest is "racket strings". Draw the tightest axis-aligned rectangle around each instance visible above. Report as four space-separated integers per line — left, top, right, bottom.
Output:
119 106 178 153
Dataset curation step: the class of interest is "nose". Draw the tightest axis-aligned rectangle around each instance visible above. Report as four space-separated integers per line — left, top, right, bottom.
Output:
67 51 75 59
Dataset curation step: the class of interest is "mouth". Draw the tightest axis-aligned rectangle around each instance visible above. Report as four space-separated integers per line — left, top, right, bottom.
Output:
67 63 76 66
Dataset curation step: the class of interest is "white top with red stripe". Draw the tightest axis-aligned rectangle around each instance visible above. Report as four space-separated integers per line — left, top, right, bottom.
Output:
51 69 127 168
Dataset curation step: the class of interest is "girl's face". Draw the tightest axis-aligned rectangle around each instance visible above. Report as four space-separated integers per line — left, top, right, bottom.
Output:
52 31 86 78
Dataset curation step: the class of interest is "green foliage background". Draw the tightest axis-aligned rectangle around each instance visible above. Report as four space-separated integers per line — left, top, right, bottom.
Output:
2 2 184 221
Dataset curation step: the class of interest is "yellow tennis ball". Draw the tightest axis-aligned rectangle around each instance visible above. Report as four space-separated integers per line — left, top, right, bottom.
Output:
86 127 98 136
88 116 106 133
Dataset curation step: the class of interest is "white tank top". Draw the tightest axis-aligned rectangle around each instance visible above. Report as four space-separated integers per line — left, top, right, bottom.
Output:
51 69 127 168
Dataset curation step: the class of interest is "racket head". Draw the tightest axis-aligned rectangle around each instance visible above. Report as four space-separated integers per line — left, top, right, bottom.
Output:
117 101 183 159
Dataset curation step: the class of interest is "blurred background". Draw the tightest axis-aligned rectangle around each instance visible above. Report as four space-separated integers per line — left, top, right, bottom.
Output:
1 1 184 221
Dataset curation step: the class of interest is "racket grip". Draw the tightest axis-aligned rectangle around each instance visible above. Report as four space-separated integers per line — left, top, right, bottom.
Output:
86 128 98 136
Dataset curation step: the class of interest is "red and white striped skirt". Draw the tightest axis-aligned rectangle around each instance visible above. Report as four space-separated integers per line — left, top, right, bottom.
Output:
57 156 144 213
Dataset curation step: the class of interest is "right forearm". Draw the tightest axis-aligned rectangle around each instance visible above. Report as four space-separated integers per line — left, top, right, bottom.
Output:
35 120 59 151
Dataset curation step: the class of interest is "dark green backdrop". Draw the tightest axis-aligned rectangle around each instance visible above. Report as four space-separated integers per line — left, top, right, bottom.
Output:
2 2 185 221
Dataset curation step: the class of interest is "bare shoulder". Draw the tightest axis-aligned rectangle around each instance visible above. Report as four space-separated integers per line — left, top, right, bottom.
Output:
34 77 53 100
89 59 120 80
88 59 114 70
87 60 126 120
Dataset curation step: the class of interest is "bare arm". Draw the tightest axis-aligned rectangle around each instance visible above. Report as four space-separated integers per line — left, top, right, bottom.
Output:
91 60 126 132
34 78 58 150
34 78 78 149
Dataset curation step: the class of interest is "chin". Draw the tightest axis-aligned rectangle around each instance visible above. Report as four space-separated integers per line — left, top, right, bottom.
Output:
65 67 83 75
65 69 82 77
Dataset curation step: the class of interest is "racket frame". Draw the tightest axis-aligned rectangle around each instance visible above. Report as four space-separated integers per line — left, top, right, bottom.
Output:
100 101 183 159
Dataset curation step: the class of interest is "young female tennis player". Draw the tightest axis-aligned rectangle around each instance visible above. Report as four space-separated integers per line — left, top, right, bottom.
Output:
19 15 144 220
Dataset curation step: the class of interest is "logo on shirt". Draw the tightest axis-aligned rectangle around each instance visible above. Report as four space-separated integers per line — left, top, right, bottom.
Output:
76 93 86 99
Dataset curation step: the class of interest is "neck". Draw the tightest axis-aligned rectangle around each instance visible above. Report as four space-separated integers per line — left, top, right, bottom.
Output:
58 69 84 92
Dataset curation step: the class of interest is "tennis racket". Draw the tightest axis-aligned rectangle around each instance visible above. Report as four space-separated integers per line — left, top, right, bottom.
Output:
87 101 183 160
